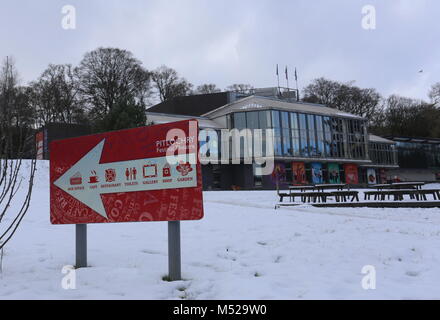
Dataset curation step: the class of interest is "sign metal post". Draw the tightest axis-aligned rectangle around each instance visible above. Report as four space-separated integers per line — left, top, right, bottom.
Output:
75 224 87 268
168 221 181 281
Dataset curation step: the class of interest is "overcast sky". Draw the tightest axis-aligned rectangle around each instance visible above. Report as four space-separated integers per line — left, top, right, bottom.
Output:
0 0 438 101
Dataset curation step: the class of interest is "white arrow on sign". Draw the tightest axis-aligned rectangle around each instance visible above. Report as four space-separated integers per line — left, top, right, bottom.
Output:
53 139 197 219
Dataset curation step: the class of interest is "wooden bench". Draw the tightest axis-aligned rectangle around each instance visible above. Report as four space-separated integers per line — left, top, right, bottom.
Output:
416 189 440 201
301 192 334 203
331 191 359 203
387 190 419 201
289 192 309 202
277 190 291 203
365 190 419 201
364 191 385 201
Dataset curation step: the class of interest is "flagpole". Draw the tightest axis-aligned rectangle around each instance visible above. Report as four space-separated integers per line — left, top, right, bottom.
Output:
276 64 280 95
295 67 299 101
285 66 289 90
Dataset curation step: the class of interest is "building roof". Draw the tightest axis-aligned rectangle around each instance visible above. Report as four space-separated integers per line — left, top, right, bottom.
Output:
384 136 440 145
369 135 396 144
146 112 225 129
146 92 233 117
202 96 365 120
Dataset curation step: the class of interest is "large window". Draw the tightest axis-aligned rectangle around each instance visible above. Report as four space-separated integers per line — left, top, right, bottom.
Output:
323 117 332 157
308 115 317 157
232 111 271 130
246 111 259 129
332 118 345 158
233 112 247 129
370 142 398 166
347 119 367 160
271 111 283 156
315 116 324 157
299 113 309 157
395 141 440 168
291 113 301 156
229 111 369 161
281 112 292 156
259 111 271 129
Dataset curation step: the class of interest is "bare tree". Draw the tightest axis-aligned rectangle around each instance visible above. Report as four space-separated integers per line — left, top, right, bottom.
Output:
76 47 151 122
151 65 193 102
429 82 440 106
375 94 440 137
303 77 382 121
29 64 85 127
0 57 36 254
302 78 340 106
195 83 221 94
226 84 254 94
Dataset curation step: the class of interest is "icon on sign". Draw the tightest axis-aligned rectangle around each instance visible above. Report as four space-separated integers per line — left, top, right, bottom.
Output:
69 172 82 185
143 164 157 178
162 164 171 177
88 171 99 184
176 162 193 177
125 167 137 181
105 168 116 183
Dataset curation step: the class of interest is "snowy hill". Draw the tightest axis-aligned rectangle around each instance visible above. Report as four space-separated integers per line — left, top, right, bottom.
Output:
1 160 440 299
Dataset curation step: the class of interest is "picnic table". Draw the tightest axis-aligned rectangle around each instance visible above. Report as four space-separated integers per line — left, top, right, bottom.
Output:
314 184 348 192
331 191 359 202
364 188 440 201
376 189 419 201
372 182 425 191
301 192 334 203
390 182 425 190
289 185 315 192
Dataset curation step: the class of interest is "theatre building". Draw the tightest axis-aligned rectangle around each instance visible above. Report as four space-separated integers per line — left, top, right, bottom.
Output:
148 88 399 190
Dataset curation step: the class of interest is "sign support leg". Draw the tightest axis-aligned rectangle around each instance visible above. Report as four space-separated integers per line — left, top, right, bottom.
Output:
76 224 87 268
168 221 181 281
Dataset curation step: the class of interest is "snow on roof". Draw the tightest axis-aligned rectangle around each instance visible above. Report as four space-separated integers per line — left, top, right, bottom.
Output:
369 134 396 144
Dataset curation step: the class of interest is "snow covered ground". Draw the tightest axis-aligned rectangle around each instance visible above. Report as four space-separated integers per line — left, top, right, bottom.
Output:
1 160 440 300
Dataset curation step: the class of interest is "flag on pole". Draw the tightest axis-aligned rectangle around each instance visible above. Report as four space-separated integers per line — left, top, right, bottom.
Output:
295 68 298 81
276 64 279 76
285 66 289 80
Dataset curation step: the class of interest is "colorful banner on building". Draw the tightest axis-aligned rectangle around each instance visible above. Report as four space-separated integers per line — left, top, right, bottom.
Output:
311 162 323 184
271 162 287 186
328 163 341 184
344 164 359 184
380 169 388 184
292 162 307 184
367 168 377 185
36 131 44 160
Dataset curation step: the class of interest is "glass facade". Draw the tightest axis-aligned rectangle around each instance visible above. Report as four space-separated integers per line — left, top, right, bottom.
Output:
346 119 367 160
270 111 283 156
230 110 369 161
315 115 324 157
395 141 440 168
299 113 308 157
331 118 345 158
290 113 300 157
323 117 332 156
369 142 398 166
308 115 317 157
281 112 292 156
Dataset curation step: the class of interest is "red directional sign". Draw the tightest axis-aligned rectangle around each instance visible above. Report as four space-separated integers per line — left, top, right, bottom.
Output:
50 120 204 225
